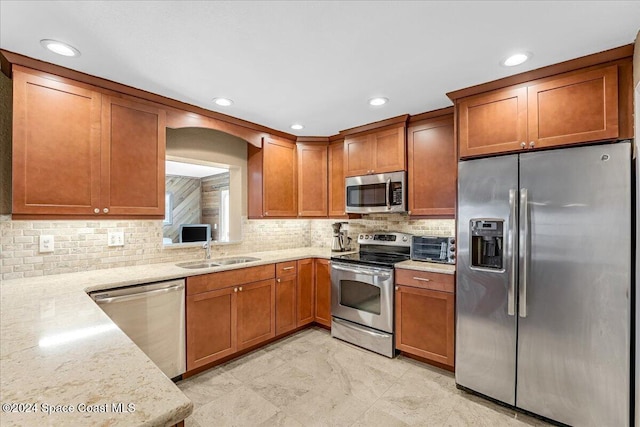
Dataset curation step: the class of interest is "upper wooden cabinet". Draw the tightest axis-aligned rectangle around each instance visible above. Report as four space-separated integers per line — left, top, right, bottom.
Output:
12 68 102 216
248 136 297 218
457 65 620 158
407 115 456 217
328 140 346 217
344 124 406 177
11 67 166 218
297 143 328 217
101 96 166 216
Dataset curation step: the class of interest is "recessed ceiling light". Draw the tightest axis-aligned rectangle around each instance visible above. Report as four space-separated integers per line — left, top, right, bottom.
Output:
40 39 80 57
213 98 233 107
368 97 388 106
290 124 304 130
501 52 532 67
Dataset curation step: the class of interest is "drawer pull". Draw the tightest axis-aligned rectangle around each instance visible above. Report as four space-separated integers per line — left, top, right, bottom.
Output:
413 277 431 282
282 266 294 271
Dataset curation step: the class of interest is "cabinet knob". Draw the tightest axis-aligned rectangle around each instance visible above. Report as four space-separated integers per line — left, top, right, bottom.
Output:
234 287 238 292
103 208 109 213
277 278 281 283
265 212 269 216
94 208 100 214
529 141 535 148
239 286 243 292
521 142 526 149
395 286 399 291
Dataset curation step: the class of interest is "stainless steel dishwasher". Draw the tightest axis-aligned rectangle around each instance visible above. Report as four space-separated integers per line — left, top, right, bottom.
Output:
90 279 186 380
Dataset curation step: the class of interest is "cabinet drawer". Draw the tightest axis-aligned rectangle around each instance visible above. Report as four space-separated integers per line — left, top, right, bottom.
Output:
276 261 297 277
395 269 454 293
187 264 275 295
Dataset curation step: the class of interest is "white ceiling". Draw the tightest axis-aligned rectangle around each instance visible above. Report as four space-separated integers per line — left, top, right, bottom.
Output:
1 1 638 137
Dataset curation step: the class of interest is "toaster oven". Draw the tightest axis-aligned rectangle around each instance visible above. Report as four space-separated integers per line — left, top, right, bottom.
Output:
410 236 456 264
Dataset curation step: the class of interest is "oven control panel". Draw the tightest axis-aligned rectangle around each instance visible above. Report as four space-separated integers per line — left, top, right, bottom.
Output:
357 232 412 247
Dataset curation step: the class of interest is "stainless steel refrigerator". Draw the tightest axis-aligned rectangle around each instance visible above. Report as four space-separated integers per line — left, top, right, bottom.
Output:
456 142 632 426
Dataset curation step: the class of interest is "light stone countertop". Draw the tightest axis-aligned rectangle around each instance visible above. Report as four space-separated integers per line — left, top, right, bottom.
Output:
0 247 349 427
394 259 456 275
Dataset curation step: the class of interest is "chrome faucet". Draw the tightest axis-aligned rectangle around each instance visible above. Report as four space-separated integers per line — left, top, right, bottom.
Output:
202 241 211 259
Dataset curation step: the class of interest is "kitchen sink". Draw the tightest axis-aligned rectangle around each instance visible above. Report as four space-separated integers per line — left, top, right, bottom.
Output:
211 256 261 265
175 261 221 269
176 257 261 269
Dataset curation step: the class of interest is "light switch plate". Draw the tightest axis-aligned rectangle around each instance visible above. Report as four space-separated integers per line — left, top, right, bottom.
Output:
39 235 54 253
108 231 125 247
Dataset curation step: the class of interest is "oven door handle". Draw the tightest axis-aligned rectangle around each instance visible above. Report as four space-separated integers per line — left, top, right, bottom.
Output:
331 263 392 278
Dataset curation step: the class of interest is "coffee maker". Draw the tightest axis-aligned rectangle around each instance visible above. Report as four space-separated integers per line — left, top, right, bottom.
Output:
331 222 352 252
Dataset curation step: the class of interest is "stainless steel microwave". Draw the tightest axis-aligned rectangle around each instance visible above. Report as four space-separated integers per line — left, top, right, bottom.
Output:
345 171 406 214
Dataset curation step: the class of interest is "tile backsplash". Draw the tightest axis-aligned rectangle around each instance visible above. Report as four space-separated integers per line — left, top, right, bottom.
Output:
0 214 454 281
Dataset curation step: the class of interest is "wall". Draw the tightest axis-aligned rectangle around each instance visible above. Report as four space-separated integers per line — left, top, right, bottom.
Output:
310 216 455 248
166 128 247 216
0 216 311 280
163 176 202 243
1 214 454 281
0 71 11 215
201 173 230 240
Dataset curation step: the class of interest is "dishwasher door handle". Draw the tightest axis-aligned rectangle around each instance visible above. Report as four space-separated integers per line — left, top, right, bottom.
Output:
94 284 184 304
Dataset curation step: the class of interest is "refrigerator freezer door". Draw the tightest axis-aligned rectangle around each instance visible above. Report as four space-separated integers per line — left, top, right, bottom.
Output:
456 155 518 405
517 142 631 426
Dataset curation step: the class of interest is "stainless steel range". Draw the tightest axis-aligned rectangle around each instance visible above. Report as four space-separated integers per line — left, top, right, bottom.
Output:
330 232 411 357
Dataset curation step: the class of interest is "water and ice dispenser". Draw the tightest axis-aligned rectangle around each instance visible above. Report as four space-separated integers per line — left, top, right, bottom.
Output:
470 220 504 270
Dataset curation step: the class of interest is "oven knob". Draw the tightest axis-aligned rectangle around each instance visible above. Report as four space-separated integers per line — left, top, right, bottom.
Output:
450 238 455 244
359 234 364 240
402 236 408 242
365 235 370 239
450 246 456 252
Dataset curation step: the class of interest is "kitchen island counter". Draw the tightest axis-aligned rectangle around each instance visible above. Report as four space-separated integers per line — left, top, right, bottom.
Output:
0 247 346 427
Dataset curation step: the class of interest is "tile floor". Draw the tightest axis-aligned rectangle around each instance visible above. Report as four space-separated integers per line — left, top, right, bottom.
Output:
177 327 552 426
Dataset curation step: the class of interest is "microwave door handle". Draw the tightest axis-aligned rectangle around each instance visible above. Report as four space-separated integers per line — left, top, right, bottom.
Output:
386 178 391 210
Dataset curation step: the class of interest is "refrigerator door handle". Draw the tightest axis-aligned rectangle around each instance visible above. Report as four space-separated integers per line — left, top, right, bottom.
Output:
508 189 518 316
519 188 529 318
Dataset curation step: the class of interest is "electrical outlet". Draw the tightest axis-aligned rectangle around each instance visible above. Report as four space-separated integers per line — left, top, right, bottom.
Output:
39 235 54 253
108 231 125 247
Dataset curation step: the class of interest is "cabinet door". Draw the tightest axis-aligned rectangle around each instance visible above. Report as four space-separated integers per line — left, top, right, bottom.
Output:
263 137 297 217
328 140 347 217
372 126 406 173
344 133 372 177
297 258 315 326
275 274 297 335
297 144 328 217
12 69 101 215
458 87 527 158
395 285 454 367
186 287 237 371
314 259 332 327
528 65 618 149
101 96 166 216
408 117 456 216
237 279 276 350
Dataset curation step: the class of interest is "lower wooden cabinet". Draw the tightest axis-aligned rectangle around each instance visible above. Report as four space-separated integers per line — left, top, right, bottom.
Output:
395 270 455 368
237 279 276 350
186 287 237 370
297 259 315 326
186 258 335 372
276 262 298 336
314 259 332 327
185 265 276 371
